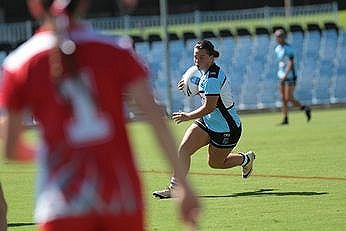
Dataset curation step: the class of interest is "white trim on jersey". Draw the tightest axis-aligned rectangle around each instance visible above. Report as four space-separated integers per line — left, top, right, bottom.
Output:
3 32 57 72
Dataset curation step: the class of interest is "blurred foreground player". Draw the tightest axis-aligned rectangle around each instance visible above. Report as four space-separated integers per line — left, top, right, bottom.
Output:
0 0 199 230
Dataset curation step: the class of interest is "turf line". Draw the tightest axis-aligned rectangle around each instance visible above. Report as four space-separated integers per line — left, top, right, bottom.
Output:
1 170 345 181
141 170 346 181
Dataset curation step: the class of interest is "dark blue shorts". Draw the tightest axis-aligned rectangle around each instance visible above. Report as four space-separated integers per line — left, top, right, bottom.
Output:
280 77 297 86
195 118 242 148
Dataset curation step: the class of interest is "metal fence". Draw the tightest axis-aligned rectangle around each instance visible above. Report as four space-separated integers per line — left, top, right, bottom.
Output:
0 2 339 44
0 21 32 44
90 2 338 31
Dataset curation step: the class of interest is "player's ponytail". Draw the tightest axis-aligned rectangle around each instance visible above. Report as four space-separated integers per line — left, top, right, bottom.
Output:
48 0 80 83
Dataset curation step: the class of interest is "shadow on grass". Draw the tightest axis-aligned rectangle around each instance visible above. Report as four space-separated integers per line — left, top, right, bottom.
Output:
8 222 36 227
200 188 328 198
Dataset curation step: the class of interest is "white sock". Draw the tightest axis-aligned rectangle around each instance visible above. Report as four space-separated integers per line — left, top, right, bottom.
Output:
169 177 177 188
240 153 249 167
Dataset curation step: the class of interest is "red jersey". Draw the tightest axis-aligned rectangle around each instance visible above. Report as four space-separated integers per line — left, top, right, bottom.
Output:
1 26 148 222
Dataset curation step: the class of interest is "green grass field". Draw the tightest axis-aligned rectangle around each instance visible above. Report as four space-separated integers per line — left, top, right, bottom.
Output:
1 108 346 230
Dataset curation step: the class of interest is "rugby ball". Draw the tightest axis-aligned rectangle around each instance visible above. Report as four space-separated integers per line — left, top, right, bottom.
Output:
181 66 201 96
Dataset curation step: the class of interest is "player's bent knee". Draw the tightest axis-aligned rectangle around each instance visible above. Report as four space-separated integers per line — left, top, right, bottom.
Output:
208 160 223 169
178 147 195 158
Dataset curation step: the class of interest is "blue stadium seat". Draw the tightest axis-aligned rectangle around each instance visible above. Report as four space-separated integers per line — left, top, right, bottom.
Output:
233 44 251 68
336 38 346 67
171 77 185 112
332 76 346 103
295 80 313 105
299 69 315 83
220 36 235 52
305 25 321 65
288 33 304 46
338 31 346 46
313 78 331 104
219 37 234 68
231 85 241 106
248 60 265 74
230 67 246 85
300 56 318 72
253 34 270 57
169 39 185 58
207 37 222 51
258 92 277 108
318 59 335 79
169 39 186 68
135 41 150 59
152 75 167 102
258 80 279 108
320 29 338 60
0 51 6 65
178 52 193 73
216 58 231 75
239 81 259 109
336 65 346 77
323 29 338 40
151 40 164 56
185 38 198 51
185 96 202 112
288 31 304 51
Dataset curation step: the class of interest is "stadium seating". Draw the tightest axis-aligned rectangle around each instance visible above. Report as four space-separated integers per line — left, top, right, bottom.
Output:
1 23 343 112
132 25 345 111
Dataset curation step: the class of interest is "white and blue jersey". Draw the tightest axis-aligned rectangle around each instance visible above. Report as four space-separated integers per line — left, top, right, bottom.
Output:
275 43 297 81
198 63 241 133
195 63 241 148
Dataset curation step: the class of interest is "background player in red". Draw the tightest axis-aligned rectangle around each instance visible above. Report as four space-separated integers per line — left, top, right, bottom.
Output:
0 0 199 230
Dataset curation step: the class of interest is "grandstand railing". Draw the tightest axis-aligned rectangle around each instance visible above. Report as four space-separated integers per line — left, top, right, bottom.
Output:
0 21 32 44
0 2 339 44
90 3 338 30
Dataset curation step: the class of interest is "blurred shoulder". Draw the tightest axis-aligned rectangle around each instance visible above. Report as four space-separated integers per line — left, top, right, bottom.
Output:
284 43 295 54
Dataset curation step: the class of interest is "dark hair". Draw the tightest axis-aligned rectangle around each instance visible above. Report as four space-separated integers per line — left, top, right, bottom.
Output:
40 0 80 14
194 39 219 58
274 29 286 38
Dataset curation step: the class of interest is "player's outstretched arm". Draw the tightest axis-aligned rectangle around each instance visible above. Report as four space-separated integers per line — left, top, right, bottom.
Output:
127 78 200 230
172 94 218 124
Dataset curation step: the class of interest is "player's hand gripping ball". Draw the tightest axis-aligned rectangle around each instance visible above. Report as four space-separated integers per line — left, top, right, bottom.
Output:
180 66 201 96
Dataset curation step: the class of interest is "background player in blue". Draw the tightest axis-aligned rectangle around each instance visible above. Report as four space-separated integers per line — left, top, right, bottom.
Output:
153 40 255 199
274 29 311 125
